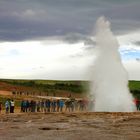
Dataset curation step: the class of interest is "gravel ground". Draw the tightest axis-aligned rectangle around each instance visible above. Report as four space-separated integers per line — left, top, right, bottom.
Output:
0 112 140 140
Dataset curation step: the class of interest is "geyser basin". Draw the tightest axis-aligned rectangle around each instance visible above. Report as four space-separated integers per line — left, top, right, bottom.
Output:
91 17 136 112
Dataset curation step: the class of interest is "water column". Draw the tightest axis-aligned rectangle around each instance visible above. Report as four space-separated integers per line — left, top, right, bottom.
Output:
90 17 136 112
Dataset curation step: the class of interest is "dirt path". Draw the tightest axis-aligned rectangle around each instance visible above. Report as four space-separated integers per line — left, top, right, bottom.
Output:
0 90 12 96
0 112 140 140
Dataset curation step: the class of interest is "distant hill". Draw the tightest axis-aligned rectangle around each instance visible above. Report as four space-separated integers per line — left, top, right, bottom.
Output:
0 79 139 98
0 79 89 98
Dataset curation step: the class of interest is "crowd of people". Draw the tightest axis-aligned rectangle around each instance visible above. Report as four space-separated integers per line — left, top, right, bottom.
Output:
0 99 15 114
20 98 93 113
0 98 94 114
19 98 140 113
1 97 140 114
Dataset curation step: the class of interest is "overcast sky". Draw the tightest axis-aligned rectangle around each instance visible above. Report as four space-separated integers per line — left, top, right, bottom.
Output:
0 0 140 80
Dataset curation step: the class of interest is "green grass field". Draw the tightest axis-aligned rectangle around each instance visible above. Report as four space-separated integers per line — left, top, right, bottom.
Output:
0 79 140 108
0 79 140 98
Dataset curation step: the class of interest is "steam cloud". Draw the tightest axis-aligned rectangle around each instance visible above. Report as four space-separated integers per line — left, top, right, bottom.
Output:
90 17 136 112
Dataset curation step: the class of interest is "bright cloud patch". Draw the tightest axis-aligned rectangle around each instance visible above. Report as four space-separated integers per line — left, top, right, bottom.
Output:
0 33 140 80
0 40 87 79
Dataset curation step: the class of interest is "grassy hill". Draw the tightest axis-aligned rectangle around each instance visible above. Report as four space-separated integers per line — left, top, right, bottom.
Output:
0 79 139 98
0 79 89 98
129 81 140 98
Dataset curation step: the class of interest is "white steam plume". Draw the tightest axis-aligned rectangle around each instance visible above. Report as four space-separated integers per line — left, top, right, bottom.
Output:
90 17 136 112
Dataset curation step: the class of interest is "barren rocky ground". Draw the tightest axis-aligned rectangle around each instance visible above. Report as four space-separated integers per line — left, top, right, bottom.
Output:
0 112 140 140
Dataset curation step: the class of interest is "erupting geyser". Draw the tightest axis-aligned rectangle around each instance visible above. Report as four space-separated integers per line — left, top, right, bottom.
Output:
90 17 136 112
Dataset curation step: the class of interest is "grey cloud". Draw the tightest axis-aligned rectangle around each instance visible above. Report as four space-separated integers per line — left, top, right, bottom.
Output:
62 33 94 44
133 41 140 46
61 32 96 47
65 33 96 59
136 58 140 62
62 33 87 44
84 38 96 46
68 45 95 59
0 0 140 41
